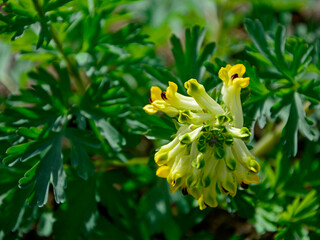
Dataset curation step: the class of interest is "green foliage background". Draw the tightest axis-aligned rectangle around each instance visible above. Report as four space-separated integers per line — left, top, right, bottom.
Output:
0 0 320 239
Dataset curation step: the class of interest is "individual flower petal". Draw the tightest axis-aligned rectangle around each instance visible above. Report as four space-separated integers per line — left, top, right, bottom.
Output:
156 166 170 178
228 64 246 79
178 110 214 125
184 79 224 115
219 64 250 128
143 104 158 115
165 82 202 110
150 86 163 102
218 64 232 86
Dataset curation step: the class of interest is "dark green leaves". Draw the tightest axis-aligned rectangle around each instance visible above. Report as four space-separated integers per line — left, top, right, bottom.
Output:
244 19 319 157
1 0 73 48
95 118 126 153
0 0 37 40
244 19 272 62
144 65 183 93
245 19 313 81
0 187 29 232
54 176 97 240
66 128 97 180
280 190 319 224
282 92 318 157
276 191 319 239
19 135 66 206
171 25 216 82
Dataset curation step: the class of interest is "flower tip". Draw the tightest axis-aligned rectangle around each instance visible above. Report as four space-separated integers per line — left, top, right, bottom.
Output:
248 159 260 173
156 166 170 178
234 77 250 89
243 172 260 185
218 67 229 84
143 104 157 115
179 134 192 145
154 152 169 164
248 174 260 184
197 195 207 210
178 111 190 123
150 86 162 101
166 81 178 99
184 79 201 95
219 64 249 89
230 64 246 77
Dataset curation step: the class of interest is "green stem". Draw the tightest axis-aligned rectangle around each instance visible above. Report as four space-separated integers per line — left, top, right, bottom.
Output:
252 102 312 158
94 157 149 169
88 119 111 155
252 123 284 158
32 0 86 94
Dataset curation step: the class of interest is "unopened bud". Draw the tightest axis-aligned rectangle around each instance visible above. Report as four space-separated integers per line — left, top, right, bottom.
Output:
214 147 225 159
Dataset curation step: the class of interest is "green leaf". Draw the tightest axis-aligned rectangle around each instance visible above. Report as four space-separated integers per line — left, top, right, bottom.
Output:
138 181 182 239
282 92 318 157
19 135 66 207
244 19 312 81
289 39 313 76
95 119 126 152
65 128 100 149
6 141 35 156
279 190 319 224
37 212 55 237
274 25 286 67
275 225 309 240
17 127 43 139
4 140 47 166
54 176 96 240
171 25 215 82
242 61 269 95
295 94 318 142
90 216 131 240
0 187 30 232
298 79 320 104
244 19 274 63
144 65 183 93
18 161 40 187
254 206 279 234
281 95 299 157
197 42 216 71
70 141 95 180
230 190 256 219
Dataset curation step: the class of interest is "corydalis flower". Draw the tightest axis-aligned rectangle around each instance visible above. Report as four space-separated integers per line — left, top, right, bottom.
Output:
219 64 249 128
144 64 260 210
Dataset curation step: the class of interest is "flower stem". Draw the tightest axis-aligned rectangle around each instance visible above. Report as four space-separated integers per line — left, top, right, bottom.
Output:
32 0 86 94
88 119 111 155
252 123 284 158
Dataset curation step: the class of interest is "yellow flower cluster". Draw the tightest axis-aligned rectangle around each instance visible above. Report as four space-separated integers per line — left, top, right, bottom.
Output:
143 64 260 210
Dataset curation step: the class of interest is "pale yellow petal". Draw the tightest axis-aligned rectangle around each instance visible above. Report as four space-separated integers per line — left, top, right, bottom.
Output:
156 166 170 178
229 64 246 78
166 81 178 99
234 77 250 89
143 104 158 114
218 67 230 85
151 86 162 101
